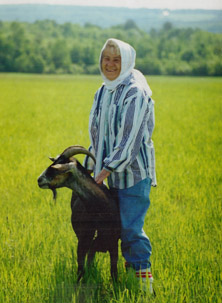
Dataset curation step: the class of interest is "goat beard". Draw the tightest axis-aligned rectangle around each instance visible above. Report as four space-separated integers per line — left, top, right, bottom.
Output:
50 188 57 202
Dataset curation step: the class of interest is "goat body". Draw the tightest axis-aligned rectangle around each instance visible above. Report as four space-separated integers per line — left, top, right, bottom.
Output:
38 146 121 281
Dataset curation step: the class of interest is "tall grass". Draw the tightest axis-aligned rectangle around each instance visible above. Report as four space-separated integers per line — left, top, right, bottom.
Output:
0 74 221 302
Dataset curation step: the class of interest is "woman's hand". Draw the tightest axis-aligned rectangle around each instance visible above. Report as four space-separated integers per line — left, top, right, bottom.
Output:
95 169 111 185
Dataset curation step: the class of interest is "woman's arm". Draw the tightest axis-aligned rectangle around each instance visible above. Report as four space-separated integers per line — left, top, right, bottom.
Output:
95 168 111 185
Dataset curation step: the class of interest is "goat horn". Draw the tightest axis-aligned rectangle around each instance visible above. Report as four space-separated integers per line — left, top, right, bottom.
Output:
61 145 96 163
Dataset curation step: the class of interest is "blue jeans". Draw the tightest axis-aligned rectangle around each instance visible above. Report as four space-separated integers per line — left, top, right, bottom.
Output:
117 178 152 271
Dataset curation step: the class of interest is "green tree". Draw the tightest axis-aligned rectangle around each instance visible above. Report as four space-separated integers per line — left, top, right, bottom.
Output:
136 57 163 75
51 40 71 71
81 45 96 65
0 35 15 71
181 50 195 62
70 45 82 64
123 19 140 31
0 19 221 76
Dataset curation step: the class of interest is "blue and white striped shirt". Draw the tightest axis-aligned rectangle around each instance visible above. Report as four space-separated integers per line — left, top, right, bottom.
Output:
85 73 156 189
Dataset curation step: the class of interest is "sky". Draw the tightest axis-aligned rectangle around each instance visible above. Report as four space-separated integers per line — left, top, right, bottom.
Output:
0 0 221 10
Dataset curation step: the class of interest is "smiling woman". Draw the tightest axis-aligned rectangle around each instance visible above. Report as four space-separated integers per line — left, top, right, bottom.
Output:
84 38 156 293
101 40 121 81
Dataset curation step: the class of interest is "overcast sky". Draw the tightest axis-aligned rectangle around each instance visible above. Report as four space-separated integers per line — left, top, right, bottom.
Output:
0 0 221 10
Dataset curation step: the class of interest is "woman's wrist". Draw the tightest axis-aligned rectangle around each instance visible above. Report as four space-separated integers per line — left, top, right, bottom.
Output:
95 169 111 185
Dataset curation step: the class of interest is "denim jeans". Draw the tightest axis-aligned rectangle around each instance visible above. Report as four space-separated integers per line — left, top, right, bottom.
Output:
117 178 152 271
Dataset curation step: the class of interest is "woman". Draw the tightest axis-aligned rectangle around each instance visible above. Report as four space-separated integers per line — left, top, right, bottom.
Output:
84 38 156 292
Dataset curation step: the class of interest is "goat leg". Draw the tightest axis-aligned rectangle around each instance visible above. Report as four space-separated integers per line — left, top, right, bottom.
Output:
76 230 95 282
109 242 118 281
76 239 90 282
87 240 96 267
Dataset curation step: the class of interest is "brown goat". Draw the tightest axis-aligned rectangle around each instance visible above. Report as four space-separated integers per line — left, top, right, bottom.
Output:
37 145 121 281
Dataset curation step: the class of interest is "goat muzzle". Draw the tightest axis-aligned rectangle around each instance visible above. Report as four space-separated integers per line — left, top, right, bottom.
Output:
38 175 49 189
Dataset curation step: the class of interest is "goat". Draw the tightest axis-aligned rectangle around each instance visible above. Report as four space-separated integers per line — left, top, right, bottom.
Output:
37 145 121 281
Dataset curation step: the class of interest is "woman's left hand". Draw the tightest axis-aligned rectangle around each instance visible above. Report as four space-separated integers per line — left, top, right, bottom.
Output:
95 169 111 185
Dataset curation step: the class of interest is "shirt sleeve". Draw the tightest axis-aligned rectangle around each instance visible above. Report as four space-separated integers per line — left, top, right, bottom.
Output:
103 88 152 173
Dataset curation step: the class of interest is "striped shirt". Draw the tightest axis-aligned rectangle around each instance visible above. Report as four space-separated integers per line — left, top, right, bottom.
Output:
84 73 156 189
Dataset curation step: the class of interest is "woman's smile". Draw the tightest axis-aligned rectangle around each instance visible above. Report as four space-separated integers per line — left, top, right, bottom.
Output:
101 48 121 80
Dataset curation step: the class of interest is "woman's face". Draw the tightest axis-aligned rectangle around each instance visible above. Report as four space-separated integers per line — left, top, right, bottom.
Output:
101 47 121 81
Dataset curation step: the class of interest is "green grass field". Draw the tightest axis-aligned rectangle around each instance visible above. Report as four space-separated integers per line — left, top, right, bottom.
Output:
0 73 221 303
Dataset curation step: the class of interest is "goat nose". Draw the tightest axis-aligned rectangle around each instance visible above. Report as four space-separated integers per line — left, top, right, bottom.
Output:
37 176 43 186
38 175 43 183
38 175 48 188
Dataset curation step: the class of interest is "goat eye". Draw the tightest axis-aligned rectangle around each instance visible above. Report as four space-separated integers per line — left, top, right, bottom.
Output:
46 167 58 178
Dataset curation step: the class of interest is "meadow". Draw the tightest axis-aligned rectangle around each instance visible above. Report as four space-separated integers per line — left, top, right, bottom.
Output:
0 73 221 303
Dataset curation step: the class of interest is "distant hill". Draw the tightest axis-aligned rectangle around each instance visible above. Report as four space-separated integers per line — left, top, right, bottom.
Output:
0 4 221 33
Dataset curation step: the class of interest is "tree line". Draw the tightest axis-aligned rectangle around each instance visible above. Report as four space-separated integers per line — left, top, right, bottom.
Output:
0 20 221 76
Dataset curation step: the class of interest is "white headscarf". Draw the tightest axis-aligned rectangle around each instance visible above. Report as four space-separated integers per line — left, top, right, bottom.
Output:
99 38 152 96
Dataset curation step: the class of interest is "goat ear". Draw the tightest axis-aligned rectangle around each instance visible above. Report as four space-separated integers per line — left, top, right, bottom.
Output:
51 164 66 171
51 163 76 173
49 157 55 162
49 154 60 162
